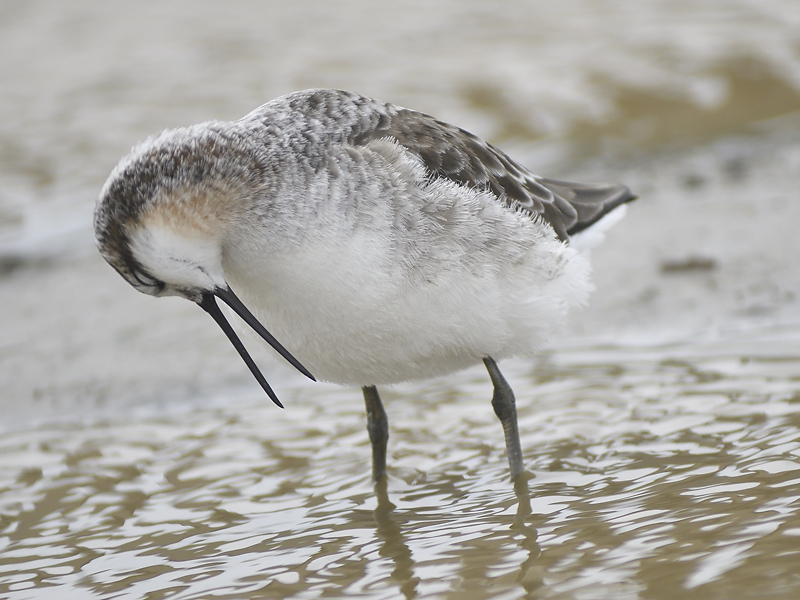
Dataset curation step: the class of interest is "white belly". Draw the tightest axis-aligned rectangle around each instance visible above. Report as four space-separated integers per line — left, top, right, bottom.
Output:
223 201 592 386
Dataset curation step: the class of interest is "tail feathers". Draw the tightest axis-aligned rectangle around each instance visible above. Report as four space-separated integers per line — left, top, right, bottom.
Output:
536 178 636 239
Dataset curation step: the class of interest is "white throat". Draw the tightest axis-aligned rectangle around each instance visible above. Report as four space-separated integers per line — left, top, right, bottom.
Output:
130 223 227 292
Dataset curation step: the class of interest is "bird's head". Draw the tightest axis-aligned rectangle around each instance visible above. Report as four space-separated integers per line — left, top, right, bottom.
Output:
94 125 315 407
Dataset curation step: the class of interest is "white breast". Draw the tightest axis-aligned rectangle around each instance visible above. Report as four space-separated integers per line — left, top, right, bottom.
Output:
220 141 592 385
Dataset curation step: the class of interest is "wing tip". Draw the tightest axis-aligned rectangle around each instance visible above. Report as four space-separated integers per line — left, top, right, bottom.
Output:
565 182 637 237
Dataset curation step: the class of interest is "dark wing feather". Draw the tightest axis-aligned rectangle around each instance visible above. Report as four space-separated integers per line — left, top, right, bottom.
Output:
536 177 636 237
352 105 635 241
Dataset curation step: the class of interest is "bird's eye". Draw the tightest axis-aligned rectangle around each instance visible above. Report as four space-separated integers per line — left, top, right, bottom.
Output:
130 269 164 293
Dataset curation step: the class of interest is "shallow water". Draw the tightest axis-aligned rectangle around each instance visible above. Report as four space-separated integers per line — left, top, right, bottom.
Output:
3 326 800 599
2 1 800 598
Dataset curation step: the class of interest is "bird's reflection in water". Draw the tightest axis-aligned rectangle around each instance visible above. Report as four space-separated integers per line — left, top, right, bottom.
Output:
370 475 542 599
512 476 544 596
373 478 420 599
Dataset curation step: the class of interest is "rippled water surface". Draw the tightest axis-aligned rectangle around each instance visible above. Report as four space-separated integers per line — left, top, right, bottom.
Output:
3 327 800 599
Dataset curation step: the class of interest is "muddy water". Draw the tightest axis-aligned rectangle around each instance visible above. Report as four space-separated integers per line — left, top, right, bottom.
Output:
3 1 800 598
2 330 800 599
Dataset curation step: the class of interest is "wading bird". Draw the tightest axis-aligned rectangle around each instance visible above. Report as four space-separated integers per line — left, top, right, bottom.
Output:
94 89 634 482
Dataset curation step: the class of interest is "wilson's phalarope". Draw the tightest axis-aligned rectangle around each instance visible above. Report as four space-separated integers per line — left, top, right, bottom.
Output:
94 89 635 481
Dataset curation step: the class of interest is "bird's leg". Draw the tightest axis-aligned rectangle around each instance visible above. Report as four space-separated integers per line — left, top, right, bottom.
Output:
363 385 389 482
484 357 525 480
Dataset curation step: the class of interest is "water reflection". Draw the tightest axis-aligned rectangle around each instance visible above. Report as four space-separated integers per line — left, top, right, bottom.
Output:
367 472 545 600
373 479 419 599
2 329 800 598
511 477 543 596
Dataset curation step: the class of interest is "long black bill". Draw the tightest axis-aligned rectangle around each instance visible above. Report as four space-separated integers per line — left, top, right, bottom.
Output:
198 287 316 408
